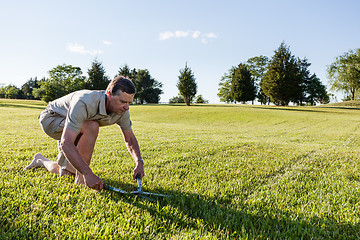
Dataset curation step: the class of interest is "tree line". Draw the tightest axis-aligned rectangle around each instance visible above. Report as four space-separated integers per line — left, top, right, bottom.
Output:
0 59 208 106
1 44 359 105
0 60 164 104
218 43 360 106
218 42 330 106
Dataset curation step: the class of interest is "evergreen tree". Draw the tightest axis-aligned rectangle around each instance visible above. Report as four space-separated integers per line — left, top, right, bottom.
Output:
87 59 110 90
177 63 197 106
305 74 330 105
117 64 133 78
117 65 163 104
133 69 163 104
295 58 330 105
262 42 301 106
231 63 256 104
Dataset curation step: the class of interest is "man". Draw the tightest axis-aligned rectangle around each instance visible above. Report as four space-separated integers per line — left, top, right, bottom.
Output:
24 76 145 191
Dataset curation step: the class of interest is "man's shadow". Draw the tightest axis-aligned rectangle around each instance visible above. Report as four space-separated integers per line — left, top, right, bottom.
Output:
101 180 359 239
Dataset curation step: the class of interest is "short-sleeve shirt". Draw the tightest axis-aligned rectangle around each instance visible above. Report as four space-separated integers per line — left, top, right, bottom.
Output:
47 90 132 133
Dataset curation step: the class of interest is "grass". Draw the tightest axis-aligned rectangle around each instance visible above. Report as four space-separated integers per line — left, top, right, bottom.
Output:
1 99 360 239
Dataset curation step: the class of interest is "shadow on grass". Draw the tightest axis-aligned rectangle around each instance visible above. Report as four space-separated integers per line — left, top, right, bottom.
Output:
316 106 360 110
0 103 45 110
102 181 360 239
251 105 360 113
249 106 330 114
161 104 360 113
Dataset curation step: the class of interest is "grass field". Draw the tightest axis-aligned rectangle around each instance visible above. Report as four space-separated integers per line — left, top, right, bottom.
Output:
1 99 360 239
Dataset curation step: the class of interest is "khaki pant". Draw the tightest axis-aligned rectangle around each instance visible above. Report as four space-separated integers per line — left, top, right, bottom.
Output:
39 109 76 173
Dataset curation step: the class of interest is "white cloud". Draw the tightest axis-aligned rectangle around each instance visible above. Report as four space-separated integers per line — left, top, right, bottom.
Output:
159 31 191 40
201 33 219 44
103 40 112 45
175 30 189 38
159 32 175 40
67 43 103 56
192 31 201 39
203 33 218 39
159 30 218 44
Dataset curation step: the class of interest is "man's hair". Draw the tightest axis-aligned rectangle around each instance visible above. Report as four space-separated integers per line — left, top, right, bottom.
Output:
106 76 136 95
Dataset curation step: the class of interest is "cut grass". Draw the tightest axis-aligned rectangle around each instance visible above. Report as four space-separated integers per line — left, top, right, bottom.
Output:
1 99 360 239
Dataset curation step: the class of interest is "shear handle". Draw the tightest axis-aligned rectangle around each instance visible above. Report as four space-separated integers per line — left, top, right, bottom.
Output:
135 173 143 192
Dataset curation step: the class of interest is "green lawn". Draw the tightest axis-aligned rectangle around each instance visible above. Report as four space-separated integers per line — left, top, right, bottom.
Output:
1 99 360 239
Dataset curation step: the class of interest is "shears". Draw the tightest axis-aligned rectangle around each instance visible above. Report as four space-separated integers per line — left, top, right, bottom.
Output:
103 174 169 201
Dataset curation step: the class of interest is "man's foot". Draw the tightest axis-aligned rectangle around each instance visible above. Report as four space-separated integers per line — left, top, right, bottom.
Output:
75 172 85 185
59 168 75 177
24 153 46 170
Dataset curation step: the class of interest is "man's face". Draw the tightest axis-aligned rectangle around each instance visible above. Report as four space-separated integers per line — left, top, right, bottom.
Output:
106 90 134 115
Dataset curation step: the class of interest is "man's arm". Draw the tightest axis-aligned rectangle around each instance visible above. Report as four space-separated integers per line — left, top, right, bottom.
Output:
120 128 145 179
60 127 103 190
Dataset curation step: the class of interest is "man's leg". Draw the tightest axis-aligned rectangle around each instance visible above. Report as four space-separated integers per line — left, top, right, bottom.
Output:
73 121 100 185
24 147 75 177
25 119 99 182
25 109 77 177
56 140 76 177
24 153 60 174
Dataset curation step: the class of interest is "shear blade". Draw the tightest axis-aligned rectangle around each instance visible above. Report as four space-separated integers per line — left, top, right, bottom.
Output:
140 191 169 198
137 194 154 202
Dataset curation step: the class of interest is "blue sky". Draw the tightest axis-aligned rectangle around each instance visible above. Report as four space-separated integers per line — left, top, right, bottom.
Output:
0 0 359 103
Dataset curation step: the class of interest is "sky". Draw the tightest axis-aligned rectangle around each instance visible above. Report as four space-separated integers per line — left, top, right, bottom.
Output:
0 0 359 103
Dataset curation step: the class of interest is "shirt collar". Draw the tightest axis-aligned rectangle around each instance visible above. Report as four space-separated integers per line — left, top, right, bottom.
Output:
99 91 108 116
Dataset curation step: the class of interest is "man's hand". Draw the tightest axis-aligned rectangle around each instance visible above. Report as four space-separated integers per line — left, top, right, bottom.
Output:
133 161 145 180
84 172 103 190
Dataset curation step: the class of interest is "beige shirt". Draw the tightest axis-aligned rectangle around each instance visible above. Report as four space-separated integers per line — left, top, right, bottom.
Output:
47 90 132 133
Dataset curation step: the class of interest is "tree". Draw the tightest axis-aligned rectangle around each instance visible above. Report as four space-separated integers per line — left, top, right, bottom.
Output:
195 95 209 104
21 77 40 99
0 84 21 99
117 64 133 78
133 69 163 104
327 48 360 100
177 63 197 106
246 56 269 86
117 65 163 104
262 42 302 106
246 56 269 104
305 74 330 105
292 58 330 106
293 57 312 105
36 64 86 102
169 95 185 104
87 59 110 90
218 68 235 104
231 63 256 104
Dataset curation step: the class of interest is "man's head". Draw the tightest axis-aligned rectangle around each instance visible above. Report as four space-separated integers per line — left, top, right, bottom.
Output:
106 76 136 115
106 75 136 95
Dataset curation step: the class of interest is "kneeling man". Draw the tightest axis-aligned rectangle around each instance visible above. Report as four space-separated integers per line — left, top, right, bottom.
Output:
24 76 145 190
